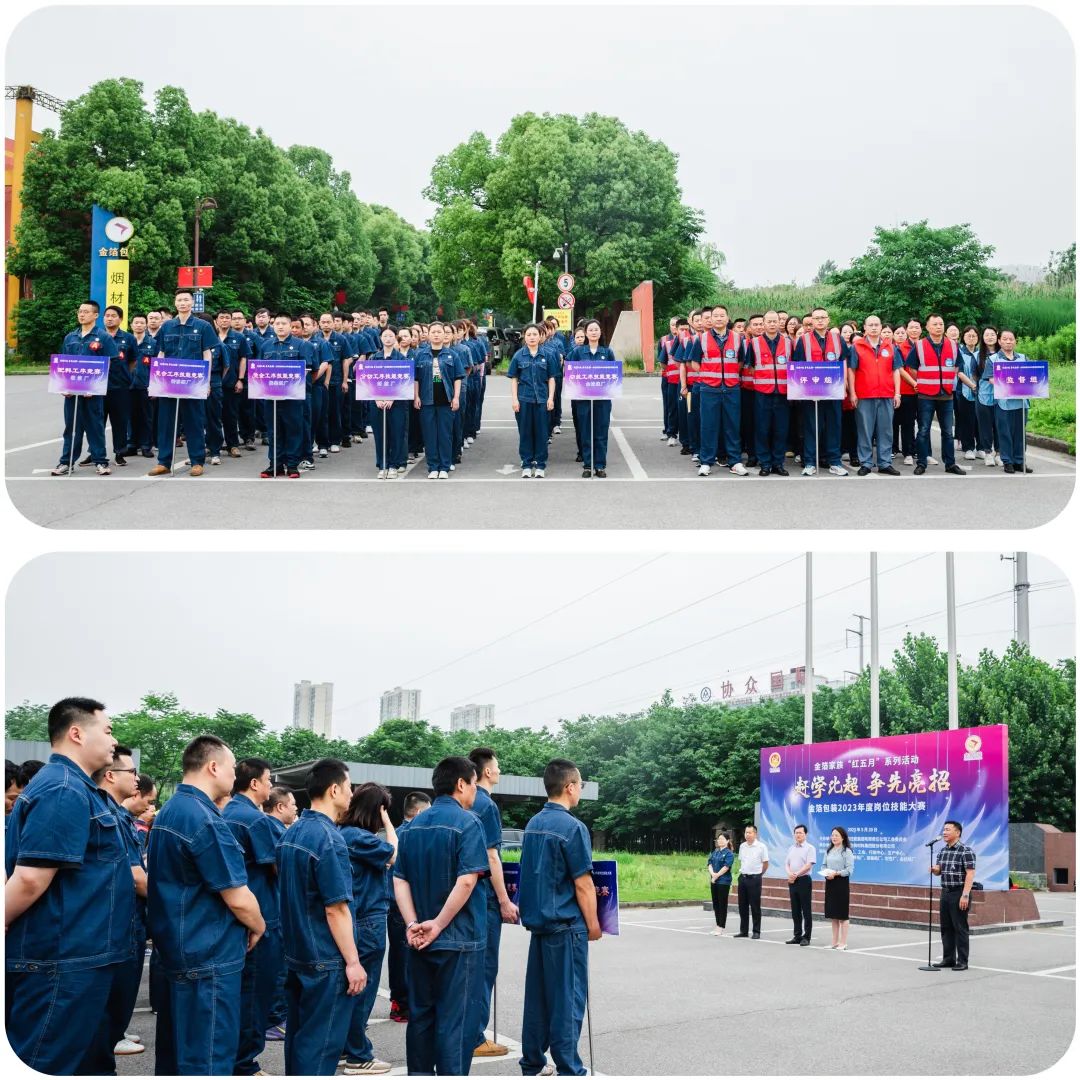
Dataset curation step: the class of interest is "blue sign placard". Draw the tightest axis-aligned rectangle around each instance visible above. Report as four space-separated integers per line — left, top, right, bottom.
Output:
993 360 1049 400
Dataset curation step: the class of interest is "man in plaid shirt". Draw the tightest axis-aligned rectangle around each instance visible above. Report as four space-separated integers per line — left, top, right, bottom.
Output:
930 819 977 970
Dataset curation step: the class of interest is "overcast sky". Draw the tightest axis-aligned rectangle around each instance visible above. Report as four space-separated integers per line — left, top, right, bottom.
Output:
5 4 1075 285
6 552 1073 740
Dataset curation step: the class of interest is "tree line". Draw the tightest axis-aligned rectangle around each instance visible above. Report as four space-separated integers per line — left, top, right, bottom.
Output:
6 636 1074 844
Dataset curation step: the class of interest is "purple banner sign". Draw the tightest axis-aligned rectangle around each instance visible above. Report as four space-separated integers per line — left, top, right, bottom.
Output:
247 358 306 401
353 358 416 401
564 361 623 400
148 357 211 399
502 862 520 906
786 360 846 401
759 725 1009 889
993 360 1049 400
503 859 619 935
48 354 108 396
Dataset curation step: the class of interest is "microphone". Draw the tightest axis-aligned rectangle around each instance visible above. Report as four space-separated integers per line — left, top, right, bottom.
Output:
924 836 944 847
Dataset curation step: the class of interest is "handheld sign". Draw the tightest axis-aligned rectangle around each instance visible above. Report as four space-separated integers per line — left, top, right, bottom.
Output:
564 360 623 401
148 357 211 399
48 354 108 396
786 360 846 401
247 358 306 401
993 360 1049 400
354 358 415 401
502 862 520 904
503 859 619 936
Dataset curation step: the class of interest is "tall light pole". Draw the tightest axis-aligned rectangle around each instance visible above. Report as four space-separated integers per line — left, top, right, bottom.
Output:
946 553 958 730
193 196 218 274
1015 552 1030 647
870 553 880 738
804 553 813 744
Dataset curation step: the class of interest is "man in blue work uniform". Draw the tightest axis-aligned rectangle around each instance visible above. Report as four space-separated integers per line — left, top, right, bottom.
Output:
259 313 310 478
468 748 520 1059
51 299 118 476
301 313 333 467
224 758 284 1076
124 313 158 458
148 289 217 477
263 785 298 1043
277 759 366 1076
5 697 131 1074
677 310 704 463
214 309 252 460
393 756 489 1076
337 314 359 448
518 758 602 1077
248 307 275 447
96 304 136 467
147 736 267 1075
319 311 352 454
387 791 431 1023
449 322 471 467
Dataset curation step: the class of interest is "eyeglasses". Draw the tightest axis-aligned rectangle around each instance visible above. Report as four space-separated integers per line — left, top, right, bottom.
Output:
110 767 138 775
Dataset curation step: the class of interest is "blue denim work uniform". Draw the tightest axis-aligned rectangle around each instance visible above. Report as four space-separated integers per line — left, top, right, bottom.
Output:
306 334 334 457
793 332 848 468
393 795 489 1076
155 314 217 468
277 808 355 1076
265 814 289 1028
103 328 136 456
56 326 118 468
386 814 417 1012
217 328 251 451
449 341 471 462
370 349 411 471
568 344 618 470
518 802 594 1077
146 783 249 1076
508 346 557 469
415 349 463 473
5 754 136 1075
320 330 351 448
259 335 310 472
990 350 1031 467
340 826 395 1065
128 332 158 452
471 785 504 1046
224 793 284 1075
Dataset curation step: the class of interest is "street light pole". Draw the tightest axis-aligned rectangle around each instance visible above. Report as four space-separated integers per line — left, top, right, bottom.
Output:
193 196 218 277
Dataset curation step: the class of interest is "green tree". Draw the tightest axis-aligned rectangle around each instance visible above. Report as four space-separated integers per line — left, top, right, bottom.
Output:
425 113 704 323
829 221 1001 326
4 701 50 742
1046 243 1076 288
357 719 449 767
812 259 838 286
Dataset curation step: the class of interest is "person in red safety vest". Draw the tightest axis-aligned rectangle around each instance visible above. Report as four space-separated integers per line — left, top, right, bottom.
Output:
847 314 902 476
747 310 793 476
791 307 849 477
657 316 680 445
741 314 762 468
906 313 967 476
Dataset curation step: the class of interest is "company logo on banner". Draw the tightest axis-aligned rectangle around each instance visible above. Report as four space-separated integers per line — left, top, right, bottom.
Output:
90 206 133 330
758 725 1009 890
502 860 619 935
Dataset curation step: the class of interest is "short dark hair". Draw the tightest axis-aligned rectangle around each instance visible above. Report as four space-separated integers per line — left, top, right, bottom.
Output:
79 299 100 312
104 305 124 319
944 819 963 835
254 307 270 318
403 791 431 816
431 756 476 797
181 735 229 775
47 697 106 744
827 825 851 851
92 744 134 785
307 758 349 799
175 289 193 299
794 823 808 834
131 312 147 322
745 823 758 833
214 309 231 320
135 772 156 796
926 312 945 323
468 747 497 776
265 785 294 813
5 759 18 791
16 760 45 788
232 757 272 795
543 758 580 797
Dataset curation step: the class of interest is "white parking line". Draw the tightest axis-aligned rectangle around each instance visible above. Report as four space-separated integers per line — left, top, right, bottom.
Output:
849 940 931 953
1030 964 1076 976
610 427 647 479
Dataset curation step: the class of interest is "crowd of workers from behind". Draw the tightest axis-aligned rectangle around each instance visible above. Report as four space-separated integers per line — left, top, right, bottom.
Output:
656 307 1035 477
5 698 601 1077
705 821 978 967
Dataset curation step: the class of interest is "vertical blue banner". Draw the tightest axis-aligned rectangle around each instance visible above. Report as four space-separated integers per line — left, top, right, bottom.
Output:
89 204 111 329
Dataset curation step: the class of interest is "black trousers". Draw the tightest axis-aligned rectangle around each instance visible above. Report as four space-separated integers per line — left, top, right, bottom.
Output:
710 880 731 927
939 887 970 964
789 875 813 940
738 873 762 934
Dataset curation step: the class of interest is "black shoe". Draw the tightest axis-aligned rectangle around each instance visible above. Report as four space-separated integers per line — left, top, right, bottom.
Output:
913 464 926 475
261 437 270 446
799 938 811 946
357 432 368 441
1021 465 1034 474
78 455 93 467
759 467 771 477
1003 463 1015 473
773 466 789 477
680 447 691 455
952 963 968 971
114 455 127 466
732 932 749 938
878 465 901 476
786 937 802 944
747 458 759 467
751 932 760 939
575 452 583 462
946 464 965 475
244 440 256 451
857 466 871 476
582 468 591 478
931 960 955 968
595 469 606 477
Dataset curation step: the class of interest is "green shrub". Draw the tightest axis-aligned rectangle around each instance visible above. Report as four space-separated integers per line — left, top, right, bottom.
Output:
1017 323 1075 364
994 285 1077 338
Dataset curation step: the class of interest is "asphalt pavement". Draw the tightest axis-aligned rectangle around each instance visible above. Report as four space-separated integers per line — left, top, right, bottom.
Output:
112 893 1076 1076
6 374 1075 530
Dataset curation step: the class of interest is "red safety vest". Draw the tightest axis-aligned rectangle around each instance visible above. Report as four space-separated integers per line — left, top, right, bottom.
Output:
680 331 700 385
660 334 680 384
741 354 756 390
913 337 958 396
751 335 791 395
897 340 917 395
851 338 896 399
800 328 844 364
698 330 743 388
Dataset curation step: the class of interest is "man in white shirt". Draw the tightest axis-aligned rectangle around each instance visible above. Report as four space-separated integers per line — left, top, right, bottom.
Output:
734 825 769 938
785 824 817 945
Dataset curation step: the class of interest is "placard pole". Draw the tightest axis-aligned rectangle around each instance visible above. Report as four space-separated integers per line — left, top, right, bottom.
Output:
492 976 498 1046
590 399 595 479
172 398 180 475
586 968 595 1076
382 406 388 479
814 401 820 477
68 396 79 475
272 400 278 478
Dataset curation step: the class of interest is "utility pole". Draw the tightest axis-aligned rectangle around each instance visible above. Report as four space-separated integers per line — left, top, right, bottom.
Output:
1015 552 1030 647
946 553 958 730
846 614 869 672
804 553 813 744
870 553 880 738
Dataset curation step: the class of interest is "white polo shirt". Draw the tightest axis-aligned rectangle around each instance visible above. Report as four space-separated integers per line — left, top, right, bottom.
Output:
738 839 769 874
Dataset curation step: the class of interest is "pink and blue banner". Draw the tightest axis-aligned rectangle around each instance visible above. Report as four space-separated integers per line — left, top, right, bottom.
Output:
148 357 211 399
48 354 108 396
502 859 620 935
247 358 306 401
993 361 1049 400
353 358 415 401
564 361 623 400
787 360 846 401
758 725 1009 890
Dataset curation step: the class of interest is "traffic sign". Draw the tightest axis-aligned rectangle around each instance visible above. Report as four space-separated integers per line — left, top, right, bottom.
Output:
557 272 576 292
557 291 575 309
192 289 206 314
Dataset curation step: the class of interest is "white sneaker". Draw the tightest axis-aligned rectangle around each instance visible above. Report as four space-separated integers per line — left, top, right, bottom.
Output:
344 1060 392 1075
330 444 341 453
377 469 388 479
828 465 849 477
553 426 562 434
366 425 374 434
802 466 817 476
730 462 749 476
465 437 474 446
667 437 677 446
311 443 318 454
691 453 700 463
534 468 546 478
449 464 455 471
114 1039 144 1056
903 455 914 466
927 455 938 465
210 455 221 466
698 464 711 476
397 466 406 475
976 450 985 460
428 471 438 479
660 431 669 440
995 453 1004 466
387 469 398 479
986 454 998 467
522 467 531 478
320 448 328 458
438 470 449 479
711 928 724 936
124 1033 142 1044
964 450 975 460
95 463 112 476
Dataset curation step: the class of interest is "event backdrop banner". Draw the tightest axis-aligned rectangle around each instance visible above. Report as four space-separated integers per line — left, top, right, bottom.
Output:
48 354 109 396
148 358 211 399
247 358 306 401
786 360 846 401
354 358 415 402
502 860 620 935
564 360 623 400
758 725 1009 890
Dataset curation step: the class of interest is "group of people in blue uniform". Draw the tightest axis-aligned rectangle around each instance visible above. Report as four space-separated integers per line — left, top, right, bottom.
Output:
656 305 1040 477
5 698 602 1077
51 296 493 482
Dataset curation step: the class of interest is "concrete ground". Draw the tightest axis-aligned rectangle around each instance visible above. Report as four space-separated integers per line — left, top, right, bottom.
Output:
114 893 1076 1076
7 374 1075 530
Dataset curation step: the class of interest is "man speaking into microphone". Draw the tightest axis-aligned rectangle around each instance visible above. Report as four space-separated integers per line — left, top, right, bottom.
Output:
930 820 977 971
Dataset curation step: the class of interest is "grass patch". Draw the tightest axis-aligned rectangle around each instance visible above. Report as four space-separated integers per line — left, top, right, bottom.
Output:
1028 360 1076 452
5 360 50 374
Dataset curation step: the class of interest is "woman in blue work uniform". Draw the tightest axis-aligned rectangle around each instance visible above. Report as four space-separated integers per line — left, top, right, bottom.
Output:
508 323 557 477
371 326 410 479
399 327 424 461
707 833 735 935
975 326 1001 466
989 328 1033 474
956 326 980 459
569 325 587 462
569 318 619 478
413 322 462 479
339 783 397 1076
